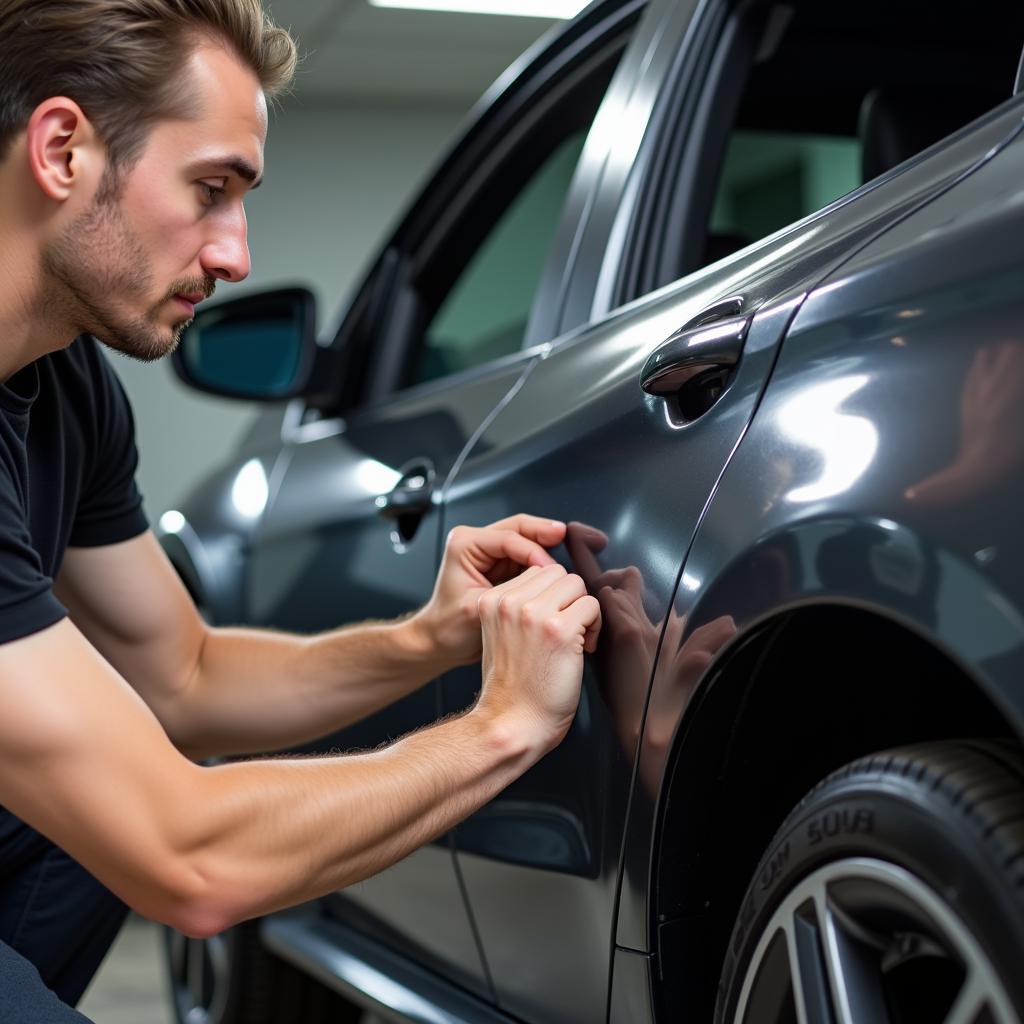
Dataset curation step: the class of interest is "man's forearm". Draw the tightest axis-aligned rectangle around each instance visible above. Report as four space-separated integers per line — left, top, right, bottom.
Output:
173 705 538 936
2 556 595 942
169 614 451 759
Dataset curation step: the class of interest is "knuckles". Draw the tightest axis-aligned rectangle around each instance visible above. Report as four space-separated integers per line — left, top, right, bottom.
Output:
542 616 569 643
496 593 517 622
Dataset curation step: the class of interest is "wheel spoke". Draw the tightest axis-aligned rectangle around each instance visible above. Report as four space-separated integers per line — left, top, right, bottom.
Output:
729 858 1021 1024
818 891 891 1024
187 938 208 1016
942 974 988 1024
168 929 187 978
785 895 836 1024
205 933 231 1022
739 927 796 1024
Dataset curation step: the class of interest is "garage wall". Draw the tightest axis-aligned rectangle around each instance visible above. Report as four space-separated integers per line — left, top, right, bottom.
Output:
112 100 466 523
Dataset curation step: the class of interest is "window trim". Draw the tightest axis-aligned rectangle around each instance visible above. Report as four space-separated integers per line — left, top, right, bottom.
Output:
612 0 761 305
326 0 646 413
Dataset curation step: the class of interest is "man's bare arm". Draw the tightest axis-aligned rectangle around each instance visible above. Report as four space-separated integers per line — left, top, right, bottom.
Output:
0 567 597 938
55 518 565 758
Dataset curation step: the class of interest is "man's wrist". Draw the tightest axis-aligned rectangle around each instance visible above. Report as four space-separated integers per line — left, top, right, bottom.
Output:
466 694 563 769
462 703 546 774
391 611 448 673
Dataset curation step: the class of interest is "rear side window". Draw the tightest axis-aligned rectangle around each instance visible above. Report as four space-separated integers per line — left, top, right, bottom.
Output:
626 0 1024 296
708 130 859 260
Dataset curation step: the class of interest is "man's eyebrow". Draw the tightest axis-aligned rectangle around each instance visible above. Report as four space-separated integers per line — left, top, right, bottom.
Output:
196 156 263 189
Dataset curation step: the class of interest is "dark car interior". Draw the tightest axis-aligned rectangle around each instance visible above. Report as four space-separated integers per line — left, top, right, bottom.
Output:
705 0 1024 261
627 0 1024 298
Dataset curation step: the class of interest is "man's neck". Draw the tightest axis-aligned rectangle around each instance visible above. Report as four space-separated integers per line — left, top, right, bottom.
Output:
0 148 81 381
0 232 77 382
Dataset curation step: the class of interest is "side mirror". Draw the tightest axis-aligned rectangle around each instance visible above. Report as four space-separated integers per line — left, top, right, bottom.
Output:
172 287 320 401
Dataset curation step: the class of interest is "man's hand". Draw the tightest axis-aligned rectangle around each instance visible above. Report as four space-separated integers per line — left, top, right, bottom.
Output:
412 515 569 667
474 563 602 747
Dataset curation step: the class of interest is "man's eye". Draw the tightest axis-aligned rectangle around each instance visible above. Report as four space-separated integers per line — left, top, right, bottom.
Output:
198 181 226 205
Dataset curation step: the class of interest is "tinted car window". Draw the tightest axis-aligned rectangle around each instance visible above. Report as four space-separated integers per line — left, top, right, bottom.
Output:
415 131 587 384
620 0 1024 300
707 129 860 259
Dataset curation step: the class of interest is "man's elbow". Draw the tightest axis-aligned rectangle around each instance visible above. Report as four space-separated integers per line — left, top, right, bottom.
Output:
141 855 248 940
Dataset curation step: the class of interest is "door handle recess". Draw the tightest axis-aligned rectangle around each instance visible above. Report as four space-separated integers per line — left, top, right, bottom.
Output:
376 462 436 545
640 312 751 397
375 472 434 519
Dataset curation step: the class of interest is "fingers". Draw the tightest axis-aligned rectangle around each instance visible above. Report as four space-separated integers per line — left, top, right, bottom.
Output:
449 517 603 587
570 595 602 654
514 571 601 654
480 564 601 652
495 563 570 607
485 514 566 548
476 563 552 615
451 526 558 580
523 570 588 615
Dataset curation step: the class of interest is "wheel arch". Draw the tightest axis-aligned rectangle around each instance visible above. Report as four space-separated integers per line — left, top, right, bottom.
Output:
648 602 1020 1020
636 515 1024 1020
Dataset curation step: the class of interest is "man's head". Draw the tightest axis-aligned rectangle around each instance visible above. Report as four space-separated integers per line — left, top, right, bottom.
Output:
0 1 297 361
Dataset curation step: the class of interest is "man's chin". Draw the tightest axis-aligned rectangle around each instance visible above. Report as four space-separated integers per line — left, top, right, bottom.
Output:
97 320 186 363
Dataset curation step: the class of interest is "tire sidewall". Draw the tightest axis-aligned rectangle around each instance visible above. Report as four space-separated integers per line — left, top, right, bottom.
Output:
717 772 1024 1021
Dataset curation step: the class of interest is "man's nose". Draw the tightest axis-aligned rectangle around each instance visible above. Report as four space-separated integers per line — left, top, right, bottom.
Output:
200 205 251 283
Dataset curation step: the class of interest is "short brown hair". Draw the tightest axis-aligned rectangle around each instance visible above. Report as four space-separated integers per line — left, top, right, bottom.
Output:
0 0 297 167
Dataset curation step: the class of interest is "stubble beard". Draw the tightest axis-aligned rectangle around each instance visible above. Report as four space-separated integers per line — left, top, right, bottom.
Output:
42 185 212 363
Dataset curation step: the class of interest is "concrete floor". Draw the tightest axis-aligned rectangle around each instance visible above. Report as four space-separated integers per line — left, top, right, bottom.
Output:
78 916 172 1024
77 916 384 1024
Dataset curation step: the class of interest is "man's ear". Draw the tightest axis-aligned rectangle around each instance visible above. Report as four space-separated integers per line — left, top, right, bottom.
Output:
25 97 102 202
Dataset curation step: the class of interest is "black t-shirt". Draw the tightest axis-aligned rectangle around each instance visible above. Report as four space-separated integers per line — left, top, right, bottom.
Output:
0 335 148 644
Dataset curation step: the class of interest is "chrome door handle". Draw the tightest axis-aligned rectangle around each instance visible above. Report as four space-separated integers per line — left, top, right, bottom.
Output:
375 469 434 520
640 296 751 397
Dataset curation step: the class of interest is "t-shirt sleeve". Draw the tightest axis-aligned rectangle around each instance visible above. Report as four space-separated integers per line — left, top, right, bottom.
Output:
0 460 67 643
68 346 149 547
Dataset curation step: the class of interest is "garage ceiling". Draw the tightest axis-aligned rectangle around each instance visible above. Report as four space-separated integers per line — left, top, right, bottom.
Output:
265 0 559 105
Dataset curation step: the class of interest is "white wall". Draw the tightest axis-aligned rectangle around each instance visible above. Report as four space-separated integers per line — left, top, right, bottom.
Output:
112 100 466 522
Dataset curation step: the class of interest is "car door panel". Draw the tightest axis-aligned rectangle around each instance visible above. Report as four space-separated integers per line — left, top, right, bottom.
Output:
248 356 535 995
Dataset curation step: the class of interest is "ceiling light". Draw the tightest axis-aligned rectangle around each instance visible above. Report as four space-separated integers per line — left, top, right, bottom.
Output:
369 0 589 17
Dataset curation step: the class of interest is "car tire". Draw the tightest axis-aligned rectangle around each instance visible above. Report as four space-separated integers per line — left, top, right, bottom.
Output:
164 920 361 1024
714 740 1024 1024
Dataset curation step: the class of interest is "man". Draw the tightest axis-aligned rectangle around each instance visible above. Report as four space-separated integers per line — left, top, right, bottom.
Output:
0 1 602 1018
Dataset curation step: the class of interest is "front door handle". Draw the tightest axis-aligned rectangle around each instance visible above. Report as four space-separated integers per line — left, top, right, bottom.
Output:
640 296 751 397
376 469 434 520
375 461 436 546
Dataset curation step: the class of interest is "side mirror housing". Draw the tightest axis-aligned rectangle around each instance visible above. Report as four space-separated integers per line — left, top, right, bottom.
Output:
172 287 327 401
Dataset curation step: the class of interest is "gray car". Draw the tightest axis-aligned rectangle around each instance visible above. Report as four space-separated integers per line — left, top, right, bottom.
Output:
158 0 1024 1021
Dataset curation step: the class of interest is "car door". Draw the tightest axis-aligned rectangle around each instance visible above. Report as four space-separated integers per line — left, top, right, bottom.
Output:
436 1 1024 1020
247 0 647 996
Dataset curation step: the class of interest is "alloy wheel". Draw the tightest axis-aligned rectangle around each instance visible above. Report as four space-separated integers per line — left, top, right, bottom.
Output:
166 928 232 1024
732 856 1019 1024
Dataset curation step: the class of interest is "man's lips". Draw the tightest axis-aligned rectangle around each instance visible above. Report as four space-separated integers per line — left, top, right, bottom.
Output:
172 293 206 316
